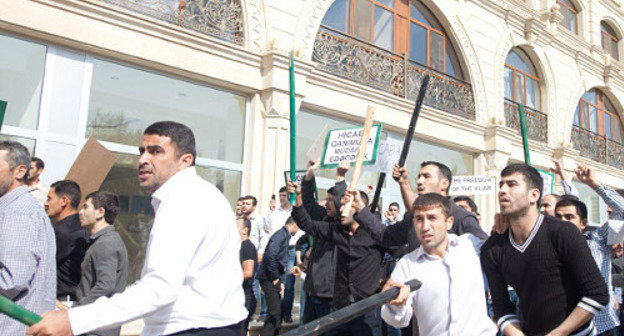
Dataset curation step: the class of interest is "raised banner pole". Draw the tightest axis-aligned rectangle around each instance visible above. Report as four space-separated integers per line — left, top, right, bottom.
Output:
369 75 430 212
518 104 531 165
0 294 41 326
0 100 7 131
289 52 297 205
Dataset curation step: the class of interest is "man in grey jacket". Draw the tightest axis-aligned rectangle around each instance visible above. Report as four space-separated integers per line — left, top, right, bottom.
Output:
76 191 128 336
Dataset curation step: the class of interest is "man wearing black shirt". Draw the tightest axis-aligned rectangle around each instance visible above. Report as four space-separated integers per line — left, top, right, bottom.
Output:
290 179 384 336
481 163 608 336
236 217 257 336
45 180 89 307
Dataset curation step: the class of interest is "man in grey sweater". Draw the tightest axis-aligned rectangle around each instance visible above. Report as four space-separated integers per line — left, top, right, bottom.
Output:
76 191 128 336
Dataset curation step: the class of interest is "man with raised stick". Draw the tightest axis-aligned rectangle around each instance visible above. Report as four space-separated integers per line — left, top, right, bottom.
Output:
27 121 247 336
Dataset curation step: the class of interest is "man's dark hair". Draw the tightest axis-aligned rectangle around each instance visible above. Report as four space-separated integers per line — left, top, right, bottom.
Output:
31 157 44 170
421 161 453 193
556 198 588 221
50 180 82 209
453 195 478 213
240 218 252 233
85 191 120 224
327 186 335 195
0 141 31 183
412 192 452 218
500 163 543 204
285 216 296 225
144 121 196 165
237 196 245 202
559 194 579 202
360 191 369 207
388 202 400 210
243 195 258 206
279 186 288 194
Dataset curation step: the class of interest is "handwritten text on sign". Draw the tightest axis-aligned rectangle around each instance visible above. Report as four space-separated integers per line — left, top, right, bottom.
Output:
321 125 381 168
449 176 496 195
365 135 403 174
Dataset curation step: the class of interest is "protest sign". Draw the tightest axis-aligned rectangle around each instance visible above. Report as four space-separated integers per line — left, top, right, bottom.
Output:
65 137 117 204
320 124 382 168
449 176 495 196
365 134 403 174
537 168 554 195
284 170 318 200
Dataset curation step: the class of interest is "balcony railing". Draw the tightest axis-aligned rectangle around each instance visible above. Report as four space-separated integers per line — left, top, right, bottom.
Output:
572 126 624 170
312 25 476 120
101 0 244 45
504 99 548 142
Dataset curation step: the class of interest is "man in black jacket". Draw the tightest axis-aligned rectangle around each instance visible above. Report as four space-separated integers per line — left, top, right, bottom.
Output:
256 217 299 336
298 160 346 323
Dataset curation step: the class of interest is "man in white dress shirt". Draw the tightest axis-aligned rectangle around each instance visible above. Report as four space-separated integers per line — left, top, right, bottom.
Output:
380 193 497 336
27 121 247 336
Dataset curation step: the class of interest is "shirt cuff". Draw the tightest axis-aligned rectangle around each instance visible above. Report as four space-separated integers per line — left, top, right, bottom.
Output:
497 314 521 332
577 296 605 315
68 304 96 335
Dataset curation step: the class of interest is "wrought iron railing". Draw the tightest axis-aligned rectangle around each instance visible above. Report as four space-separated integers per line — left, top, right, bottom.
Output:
312 25 476 120
572 125 624 170
504 99 548 142
101 0 244 45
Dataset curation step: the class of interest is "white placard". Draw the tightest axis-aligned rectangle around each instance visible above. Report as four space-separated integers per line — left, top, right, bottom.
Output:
537 169 554 196
365 135 403 174
449 176 496 195
320 125 382 168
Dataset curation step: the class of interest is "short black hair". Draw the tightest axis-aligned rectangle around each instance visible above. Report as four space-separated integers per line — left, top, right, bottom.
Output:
0 141 31 183
327 186 335 195
242 195 258 206
285 216 296 225
500 163 543 204
453 195 478 213
144 121 196 165
31 157 44 170
412 192 452 218
388 202 400 210
239 218 251 232
279 186 288 194
85 191 120 224
421 161 453 193
237 196 245 202
50 180 82 209
556 198 588 221
359 191 369 207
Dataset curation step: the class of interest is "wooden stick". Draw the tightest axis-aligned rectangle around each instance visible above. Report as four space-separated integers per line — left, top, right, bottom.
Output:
341 106 375 217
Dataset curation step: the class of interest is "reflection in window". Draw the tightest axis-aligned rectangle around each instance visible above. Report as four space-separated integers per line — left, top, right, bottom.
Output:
557 0 578 34
99 153 242 284
601 21 619 60
0 34 46 130
87 59 246 164
574 88 623 142
504 48 541 110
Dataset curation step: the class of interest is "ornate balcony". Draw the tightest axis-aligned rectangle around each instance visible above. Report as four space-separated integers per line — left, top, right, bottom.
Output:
504 99 548 143
101 0 244 45
312 26 476 120
572 126 624 170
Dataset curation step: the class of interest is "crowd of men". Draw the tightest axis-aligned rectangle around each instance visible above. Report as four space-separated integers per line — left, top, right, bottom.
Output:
2 119 624 336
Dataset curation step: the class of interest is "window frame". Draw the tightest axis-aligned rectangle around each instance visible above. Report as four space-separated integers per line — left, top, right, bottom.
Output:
504 50 542 111
576 90 623 143
601 22 619 60
557 0 579 35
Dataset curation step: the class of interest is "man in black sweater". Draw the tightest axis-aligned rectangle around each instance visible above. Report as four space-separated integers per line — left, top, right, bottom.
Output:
45 180 89 307
481 163 608 336
256 217 299 336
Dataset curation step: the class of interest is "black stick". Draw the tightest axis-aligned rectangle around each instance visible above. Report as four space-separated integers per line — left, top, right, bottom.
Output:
281 279 422 336
369 75 430 211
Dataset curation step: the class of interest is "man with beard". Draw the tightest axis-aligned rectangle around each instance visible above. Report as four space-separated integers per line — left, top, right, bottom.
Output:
27 156 49 206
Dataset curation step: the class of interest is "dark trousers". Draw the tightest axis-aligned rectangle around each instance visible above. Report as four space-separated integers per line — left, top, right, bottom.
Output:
165 321 244 336
243 289 257 336
260 280 283 336
302 295 332 324
325 307 382 336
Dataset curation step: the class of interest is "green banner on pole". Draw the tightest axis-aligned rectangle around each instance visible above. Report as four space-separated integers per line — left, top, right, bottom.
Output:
289 53 297 205
518 104 531 166
0 100 7 131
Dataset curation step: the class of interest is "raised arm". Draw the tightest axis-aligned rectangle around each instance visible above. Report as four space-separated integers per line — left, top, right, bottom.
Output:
392 164 416 213
289 181 334 242
302 160 327 220
552 159 579 198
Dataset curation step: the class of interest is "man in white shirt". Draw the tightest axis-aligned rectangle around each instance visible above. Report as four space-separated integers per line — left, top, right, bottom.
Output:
27 157 49 207
242 195 266 258
379 193 497 336
27 121 247 336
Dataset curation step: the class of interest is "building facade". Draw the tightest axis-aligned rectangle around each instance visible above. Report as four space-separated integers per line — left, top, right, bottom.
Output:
1 0 624 332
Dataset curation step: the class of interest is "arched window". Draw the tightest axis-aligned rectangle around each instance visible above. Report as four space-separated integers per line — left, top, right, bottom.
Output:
574 89 623 142
321 0 463 78
504 48 541 110
557 0 578 34
601 21 619 60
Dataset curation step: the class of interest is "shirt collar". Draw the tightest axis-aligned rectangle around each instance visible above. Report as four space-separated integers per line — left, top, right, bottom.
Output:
90 225 114 241
152 167 197 203
414 234 459 260
0 185 29 208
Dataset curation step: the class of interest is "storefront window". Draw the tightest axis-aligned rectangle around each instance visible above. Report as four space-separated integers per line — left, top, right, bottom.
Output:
0 34 46 130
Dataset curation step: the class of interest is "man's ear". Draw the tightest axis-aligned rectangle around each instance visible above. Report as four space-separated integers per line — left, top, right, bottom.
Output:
529 188 541 206
440 178 450 193
13 164 27 181
178 153 194 169
95 207 106 221
446 216 454 231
